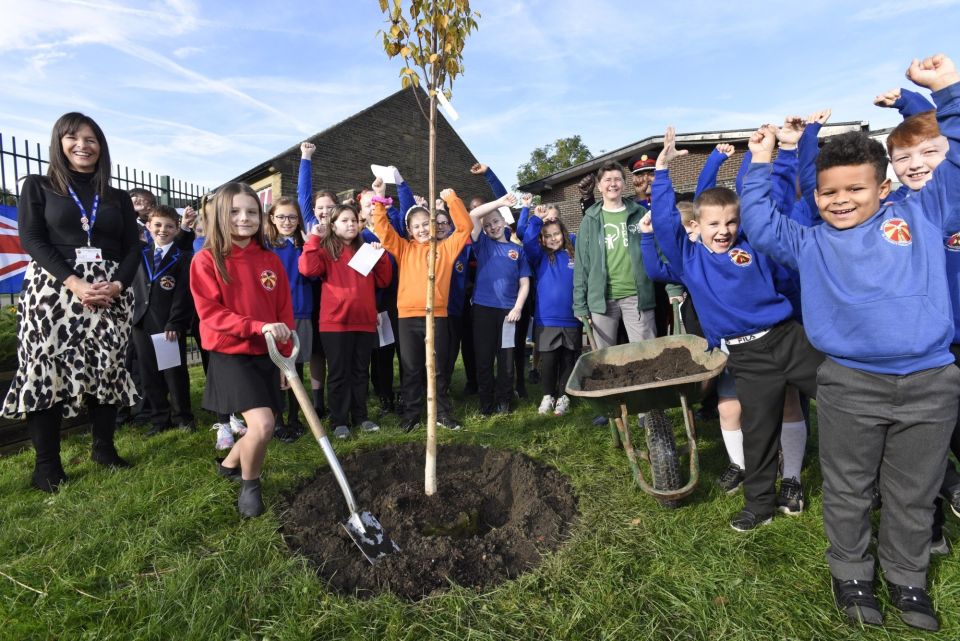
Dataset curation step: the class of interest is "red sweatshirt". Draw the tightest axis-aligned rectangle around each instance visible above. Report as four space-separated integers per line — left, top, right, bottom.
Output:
298 236 392 332
190 242 294 355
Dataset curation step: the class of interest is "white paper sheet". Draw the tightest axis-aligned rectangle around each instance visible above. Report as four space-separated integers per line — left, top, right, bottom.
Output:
377 311 395 347
498 206 515 225
437 92 460 121
151 333 181 371
370 164 397 185
347 243 385 277
501 321 516 349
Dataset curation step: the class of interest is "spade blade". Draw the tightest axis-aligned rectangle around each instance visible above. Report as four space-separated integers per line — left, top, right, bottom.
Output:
342 511 400 564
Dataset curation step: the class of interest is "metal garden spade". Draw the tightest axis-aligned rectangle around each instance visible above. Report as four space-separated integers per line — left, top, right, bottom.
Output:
265 333 399 563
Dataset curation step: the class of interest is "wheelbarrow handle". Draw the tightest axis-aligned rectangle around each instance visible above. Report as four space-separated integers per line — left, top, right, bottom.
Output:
671 299 686 336
580 316 598 352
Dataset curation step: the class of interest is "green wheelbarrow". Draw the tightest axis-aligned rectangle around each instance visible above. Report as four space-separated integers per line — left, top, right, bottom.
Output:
566 305 726 507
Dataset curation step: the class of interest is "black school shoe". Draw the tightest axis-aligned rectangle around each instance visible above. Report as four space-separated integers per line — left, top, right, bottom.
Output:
777 477 805 515
215 457 242 482
887 583 939 631
729 509 773 532
942 486 960 519
832 577 883 626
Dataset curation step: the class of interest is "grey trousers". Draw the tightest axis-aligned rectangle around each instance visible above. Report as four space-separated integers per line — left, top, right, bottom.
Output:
590 295 656 349
818 358 960 587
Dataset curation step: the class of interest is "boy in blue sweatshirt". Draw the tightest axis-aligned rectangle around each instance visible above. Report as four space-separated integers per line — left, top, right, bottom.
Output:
740 53 960 633
652 127 822 532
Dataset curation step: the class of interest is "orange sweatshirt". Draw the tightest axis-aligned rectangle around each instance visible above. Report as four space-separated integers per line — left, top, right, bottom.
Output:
373 190 471 319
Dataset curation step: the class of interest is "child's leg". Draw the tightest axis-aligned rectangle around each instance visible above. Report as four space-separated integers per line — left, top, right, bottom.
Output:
222 406 275 479
876 364 958 587
460 302 478 391
718 395 744 469
513 298 532 397
347 332 376 425
590 299 622 349
434 318 455 419
397 318 425 423
131 327 172 431
779 386 807 481
319 332 349 427
539 348 559 398
472 305 500 411
496 326 515 408
558 342 580 392
166 336 193 427
443 315 462 398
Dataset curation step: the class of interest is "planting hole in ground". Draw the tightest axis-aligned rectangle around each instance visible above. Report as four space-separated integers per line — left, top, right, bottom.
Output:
280 442 579 600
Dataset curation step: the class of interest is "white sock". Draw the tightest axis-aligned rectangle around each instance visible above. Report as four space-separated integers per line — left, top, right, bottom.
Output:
780 420 807 481
721 428 745 470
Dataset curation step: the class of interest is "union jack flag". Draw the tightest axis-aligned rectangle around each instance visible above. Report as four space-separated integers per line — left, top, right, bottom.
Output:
0 204 30 294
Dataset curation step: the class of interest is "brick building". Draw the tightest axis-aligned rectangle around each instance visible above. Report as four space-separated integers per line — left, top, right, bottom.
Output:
517 122 875 233
231 88 491 209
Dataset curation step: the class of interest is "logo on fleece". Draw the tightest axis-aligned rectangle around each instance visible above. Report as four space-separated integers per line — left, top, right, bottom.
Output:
159 275 176 291
881 218 912 246
946 232 960 251
728 248 752 267
455 260 464 273
260 270 277 291
507 249 519 261
567 258 575 269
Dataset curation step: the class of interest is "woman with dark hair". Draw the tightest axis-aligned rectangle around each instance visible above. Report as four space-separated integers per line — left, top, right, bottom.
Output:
3 112 141 492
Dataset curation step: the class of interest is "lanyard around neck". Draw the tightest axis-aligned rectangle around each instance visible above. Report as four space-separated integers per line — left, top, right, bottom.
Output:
67 186 99 247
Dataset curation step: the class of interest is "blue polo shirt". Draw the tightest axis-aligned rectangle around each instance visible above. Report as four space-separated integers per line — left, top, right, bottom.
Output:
472 232 531 310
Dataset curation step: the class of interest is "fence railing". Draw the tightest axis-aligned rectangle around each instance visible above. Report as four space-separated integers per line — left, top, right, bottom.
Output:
0 130 210 450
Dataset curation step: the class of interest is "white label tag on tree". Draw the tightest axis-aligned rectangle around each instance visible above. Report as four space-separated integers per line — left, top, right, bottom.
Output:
347 243 385 277
370 164 397 185
377 311 395 347
501 320 516 348
437 92 459 121
498 206 515 225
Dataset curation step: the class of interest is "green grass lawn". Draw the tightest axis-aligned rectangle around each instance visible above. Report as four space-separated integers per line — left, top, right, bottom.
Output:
0 364 958 640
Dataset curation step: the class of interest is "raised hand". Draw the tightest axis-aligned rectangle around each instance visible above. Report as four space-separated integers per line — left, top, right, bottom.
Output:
300 142 316 159
776 116 805 148
499 193 517 208
907 53 960 92
413 194 428 208
873 89 901 108
805 108 832 124
534 204 548 219
656 126 689 170
639 211 653 234
748 124 778 160
716 143 735 157
182 205 198 229
440 188 454 201
577 173 596 196
521 193 533 206
470 162 488 175
372 177 386 197
435 197 446 211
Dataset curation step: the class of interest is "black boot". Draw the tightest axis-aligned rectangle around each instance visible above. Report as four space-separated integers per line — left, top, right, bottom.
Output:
28 409 66 493
91 414 132 468
238 478 264 517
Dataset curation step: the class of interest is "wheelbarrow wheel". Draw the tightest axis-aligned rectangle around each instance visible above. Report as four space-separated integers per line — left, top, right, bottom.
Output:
642 410 682 509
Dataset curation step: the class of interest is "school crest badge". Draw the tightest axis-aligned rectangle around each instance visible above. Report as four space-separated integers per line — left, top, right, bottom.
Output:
507 249 519 261
729 248 752 267
260 270 277 291
159 275 176 291
567 258 575 269
946 232 960 251
881 218 912 246
455 261 464 273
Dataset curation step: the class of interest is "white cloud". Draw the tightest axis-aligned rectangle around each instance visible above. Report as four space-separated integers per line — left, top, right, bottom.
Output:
173 46 203 59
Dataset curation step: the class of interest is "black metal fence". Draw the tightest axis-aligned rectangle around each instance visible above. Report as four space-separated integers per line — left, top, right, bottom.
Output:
0 130 210 450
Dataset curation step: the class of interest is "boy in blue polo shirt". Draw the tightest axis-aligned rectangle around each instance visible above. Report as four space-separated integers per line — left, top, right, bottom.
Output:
652 127 822 532
741 53 960 633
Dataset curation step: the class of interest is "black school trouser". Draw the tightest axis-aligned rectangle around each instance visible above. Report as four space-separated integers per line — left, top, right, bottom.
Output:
513 293 533 392
444 314 464 398
472 304 514 410
398 317 453 422
371 307 398 401
460 299 478 389
320 331 376 427
131 327 193 428
541 344 580 399
818 358 960 587
724 321 822 516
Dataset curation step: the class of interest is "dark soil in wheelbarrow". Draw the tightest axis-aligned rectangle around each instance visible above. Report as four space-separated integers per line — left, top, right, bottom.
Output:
280 442 579 600
581 347 708 391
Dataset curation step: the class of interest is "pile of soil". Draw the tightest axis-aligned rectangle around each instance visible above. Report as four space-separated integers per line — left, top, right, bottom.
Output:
581 347 708 391
280 442 579 600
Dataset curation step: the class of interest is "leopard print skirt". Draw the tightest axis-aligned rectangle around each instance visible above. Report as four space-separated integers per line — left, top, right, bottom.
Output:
2 260 139 419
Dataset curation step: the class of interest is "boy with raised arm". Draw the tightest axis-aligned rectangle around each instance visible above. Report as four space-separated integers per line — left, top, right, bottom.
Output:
740 54 960 633
651 127 821 532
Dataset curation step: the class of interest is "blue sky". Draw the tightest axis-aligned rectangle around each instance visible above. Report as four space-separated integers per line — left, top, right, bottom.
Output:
2 0 960 191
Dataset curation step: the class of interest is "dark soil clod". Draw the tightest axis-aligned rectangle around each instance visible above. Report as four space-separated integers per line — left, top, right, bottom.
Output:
280 442 579 600
582 347 708 391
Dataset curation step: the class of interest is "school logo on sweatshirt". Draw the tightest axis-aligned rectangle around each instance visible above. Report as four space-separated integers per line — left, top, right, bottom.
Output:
881 218 912 246
455 260 464 273
946 232 960 251
728 248 752 267
507 249 519 261
260 270 277 291
159 275 176 291
567 258 575 269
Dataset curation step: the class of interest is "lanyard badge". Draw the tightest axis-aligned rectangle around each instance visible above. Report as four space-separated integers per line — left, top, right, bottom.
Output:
68 185 103 263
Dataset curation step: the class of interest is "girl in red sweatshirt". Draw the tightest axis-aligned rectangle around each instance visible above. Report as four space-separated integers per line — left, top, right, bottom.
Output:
299 204 392 439
190 182 294 518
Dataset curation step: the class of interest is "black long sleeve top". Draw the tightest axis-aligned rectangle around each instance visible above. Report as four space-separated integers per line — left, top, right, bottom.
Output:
18 171 142 286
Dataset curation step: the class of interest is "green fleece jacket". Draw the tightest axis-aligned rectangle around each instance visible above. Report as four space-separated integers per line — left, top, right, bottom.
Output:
573 198 657 318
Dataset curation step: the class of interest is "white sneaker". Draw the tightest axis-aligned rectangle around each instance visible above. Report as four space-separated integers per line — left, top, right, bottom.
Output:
229 414 247 437
538 395 556 415
212 423 234 450
333 425 350 439
554 395 571 416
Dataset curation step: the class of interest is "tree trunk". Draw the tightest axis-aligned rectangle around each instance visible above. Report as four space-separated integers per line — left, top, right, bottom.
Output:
424 92 438 496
